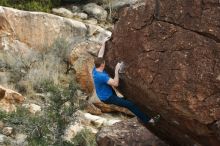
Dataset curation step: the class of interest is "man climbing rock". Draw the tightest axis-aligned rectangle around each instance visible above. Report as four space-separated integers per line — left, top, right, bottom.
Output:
92 36 160 126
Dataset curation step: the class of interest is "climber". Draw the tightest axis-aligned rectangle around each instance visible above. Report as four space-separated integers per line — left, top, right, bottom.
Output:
92 36 160 126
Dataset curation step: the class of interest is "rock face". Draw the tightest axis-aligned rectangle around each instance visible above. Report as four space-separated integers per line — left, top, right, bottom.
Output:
96 118 168 146
0 6 87 50
105 0 220 146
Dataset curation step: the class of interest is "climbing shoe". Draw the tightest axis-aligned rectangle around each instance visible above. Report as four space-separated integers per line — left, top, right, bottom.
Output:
148 114 160 126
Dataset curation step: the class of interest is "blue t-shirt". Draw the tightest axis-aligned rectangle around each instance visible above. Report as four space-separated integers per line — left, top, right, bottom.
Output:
92 67 113 101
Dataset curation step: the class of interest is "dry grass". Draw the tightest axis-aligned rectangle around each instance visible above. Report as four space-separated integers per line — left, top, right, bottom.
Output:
0 38 74 95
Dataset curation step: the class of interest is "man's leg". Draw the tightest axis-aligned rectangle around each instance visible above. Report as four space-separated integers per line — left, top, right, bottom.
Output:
103 94 150 124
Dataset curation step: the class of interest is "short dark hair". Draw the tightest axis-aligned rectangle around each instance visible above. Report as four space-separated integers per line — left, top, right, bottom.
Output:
94 57 105 68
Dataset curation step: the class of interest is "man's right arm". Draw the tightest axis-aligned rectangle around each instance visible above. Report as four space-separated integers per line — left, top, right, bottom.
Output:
98 42 106 58
97 36 111 58
107 63 121 87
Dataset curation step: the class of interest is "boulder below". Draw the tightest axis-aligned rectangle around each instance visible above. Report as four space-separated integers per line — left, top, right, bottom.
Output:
96 118 168 146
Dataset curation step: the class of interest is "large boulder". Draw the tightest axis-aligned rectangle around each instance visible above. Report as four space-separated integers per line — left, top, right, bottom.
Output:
105 1 220 146
0 6 87 50
0 85 24 112
96 118 168 146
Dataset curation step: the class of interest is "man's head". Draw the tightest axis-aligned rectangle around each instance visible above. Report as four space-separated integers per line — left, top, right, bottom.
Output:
94 57 105 69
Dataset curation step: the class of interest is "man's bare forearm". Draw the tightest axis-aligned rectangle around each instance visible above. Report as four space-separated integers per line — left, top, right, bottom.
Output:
113 68 119 86
98 42 106 58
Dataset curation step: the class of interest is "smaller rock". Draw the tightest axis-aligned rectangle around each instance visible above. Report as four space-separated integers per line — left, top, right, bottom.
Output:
83 3 108 21
93 102 133 116
22 103 41 114
15 133 27 145
84 113 107 127
85 103 102 115
104 119 121 126
74 110 107 127
74 110 92 125
52 8 73 18
0 134 6 144
84 18 98 25
63 123 83 142
2 127 13 136
72 5 80 13
73 12 88 20
29 104 41 114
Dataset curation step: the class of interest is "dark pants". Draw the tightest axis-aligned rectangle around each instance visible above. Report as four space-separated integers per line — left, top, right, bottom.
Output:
102 94 150 124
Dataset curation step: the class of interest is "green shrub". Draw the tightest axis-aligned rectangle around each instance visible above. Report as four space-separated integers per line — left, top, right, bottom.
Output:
1 80 79 145
0 0 89 12
1 106 52 146
40 80 80 145
72 128 97 146
0 0 61 12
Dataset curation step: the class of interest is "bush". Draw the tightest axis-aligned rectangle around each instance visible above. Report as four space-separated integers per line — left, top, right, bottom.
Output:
0 80 79 145
1 106 52 145
39 80 79 145
0 0 89 12
0 38 72 94
0 0 61 12
72 128 97 146
1 49 40 83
